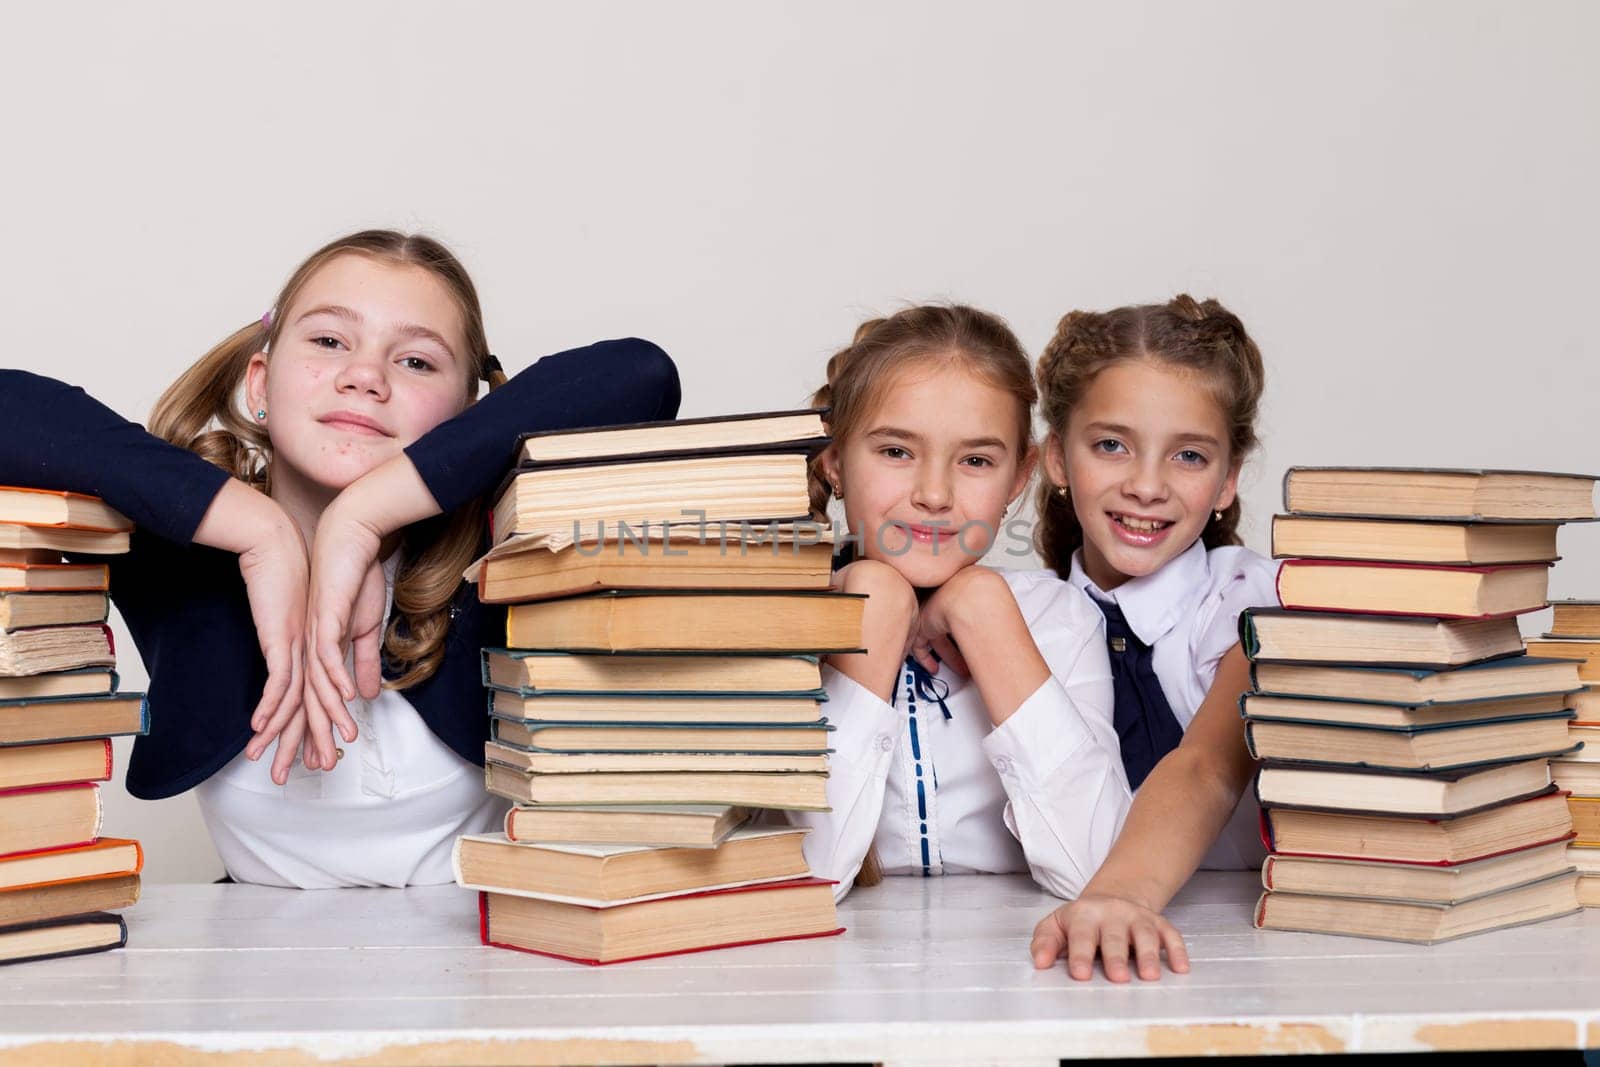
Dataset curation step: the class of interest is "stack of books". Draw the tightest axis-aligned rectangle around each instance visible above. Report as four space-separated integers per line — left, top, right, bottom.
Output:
0 487 146 965
1527 599 1600 906
1247 467 1595 943
456 411 855 964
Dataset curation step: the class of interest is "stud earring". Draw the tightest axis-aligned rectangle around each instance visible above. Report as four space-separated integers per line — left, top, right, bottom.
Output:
1213 509 1223 522
255 408 267 420
1055 484 1069 498
831 482 844 501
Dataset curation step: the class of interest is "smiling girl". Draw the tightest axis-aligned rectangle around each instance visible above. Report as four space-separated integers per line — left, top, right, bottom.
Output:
783 305 1120 901
0 230 680 887
1025 295 1274 981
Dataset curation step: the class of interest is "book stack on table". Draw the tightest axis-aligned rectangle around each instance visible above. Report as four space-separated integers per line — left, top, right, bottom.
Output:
455 411 854 963
1526 599 1600 905
0 487 146 965
1246 467 1597 943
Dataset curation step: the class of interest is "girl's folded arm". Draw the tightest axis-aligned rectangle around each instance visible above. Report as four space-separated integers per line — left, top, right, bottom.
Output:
0 370 231 545
980 624 1131 900
402 338 680 515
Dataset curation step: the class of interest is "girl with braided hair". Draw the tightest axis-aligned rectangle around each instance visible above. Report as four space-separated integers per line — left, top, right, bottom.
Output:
1027 295 1274 982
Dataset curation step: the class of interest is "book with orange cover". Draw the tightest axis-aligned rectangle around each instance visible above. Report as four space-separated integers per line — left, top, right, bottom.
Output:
0 563 109 593
0 838 142 892
479 876 842 965
0 487 132 534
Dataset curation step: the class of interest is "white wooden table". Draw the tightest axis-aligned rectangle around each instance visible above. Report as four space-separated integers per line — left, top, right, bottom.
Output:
0 872 1596 1065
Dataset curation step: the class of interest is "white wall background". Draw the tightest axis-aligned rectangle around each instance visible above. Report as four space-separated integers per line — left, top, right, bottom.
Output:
3 1 1596 882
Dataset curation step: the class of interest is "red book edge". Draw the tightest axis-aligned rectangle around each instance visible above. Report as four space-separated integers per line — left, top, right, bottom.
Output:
1277 560 1555 575
1 737 118 788
0 780 99 800
0 781 101 861
1262 831 1577 868
478 878 844 966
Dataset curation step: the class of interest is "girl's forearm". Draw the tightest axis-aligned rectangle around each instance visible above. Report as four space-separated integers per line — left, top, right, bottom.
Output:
323 454 443 540
1079 748 1241 910
193 479 299 555
948 578 1049 725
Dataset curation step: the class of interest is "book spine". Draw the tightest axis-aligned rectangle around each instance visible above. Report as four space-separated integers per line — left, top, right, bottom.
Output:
1243 721 1261 761
100 737 112 781
1238 608 1261 660
1261 856 1275 890
1252 892 1270 930
450 836 466 889
1258 806 1276 853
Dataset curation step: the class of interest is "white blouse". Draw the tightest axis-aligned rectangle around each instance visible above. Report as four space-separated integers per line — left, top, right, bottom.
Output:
1065 538 1281 869
194 557 506 888
785 567 1124 901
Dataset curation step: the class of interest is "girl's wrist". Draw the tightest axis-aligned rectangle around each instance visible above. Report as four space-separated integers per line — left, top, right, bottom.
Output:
327 455 440 542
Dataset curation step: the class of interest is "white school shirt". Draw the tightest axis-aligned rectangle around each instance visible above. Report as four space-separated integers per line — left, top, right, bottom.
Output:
194 557 507 888
785 567 1124 901
1065 538 1281 870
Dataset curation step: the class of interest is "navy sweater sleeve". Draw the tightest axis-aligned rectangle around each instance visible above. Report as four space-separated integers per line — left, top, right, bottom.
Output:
0 371 232 545
1 339 682 800
405 337 681 513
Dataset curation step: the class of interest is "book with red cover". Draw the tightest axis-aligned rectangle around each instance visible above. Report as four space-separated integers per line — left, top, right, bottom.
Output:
1274 559 1552 619
0 782 102 859
479 877 844 965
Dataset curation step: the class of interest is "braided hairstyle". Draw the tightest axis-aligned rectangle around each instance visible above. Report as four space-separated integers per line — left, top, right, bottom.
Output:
1034 294 1265 578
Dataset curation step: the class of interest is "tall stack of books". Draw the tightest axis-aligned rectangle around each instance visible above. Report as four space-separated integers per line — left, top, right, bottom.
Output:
455 412 855 964
1527 599 1600 906
0 487 146 965
1247 467 1595 943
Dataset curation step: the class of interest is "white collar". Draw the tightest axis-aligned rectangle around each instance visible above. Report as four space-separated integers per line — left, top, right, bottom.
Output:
1067 538 1209 647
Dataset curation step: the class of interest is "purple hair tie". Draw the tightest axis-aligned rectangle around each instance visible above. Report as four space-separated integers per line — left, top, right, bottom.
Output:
261 309 274 329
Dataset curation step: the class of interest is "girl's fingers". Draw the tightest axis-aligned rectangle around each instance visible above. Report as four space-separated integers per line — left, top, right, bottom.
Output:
1158 918 1191 974
251 639 291 733
314 610 357 705
1130 923 1164 981
269 711 306 786
1064 919 1100 981
1029 914 1068 969
309 617 359 743
353 628 383 702
1099 927 1133 983
246 642 304 760
302 655 344 770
